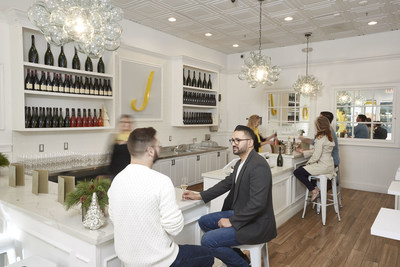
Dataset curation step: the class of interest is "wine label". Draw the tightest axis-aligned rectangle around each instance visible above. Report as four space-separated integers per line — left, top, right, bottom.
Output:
65 87 70 93
47 85 52 92
95 89 99 95
85 88 90 94
59 86 64 93
99 90 104 96
90 88 95 95
70 87 75 94
80 88 85 94
41 84 47 91
26 83 33 90
53 86 59 92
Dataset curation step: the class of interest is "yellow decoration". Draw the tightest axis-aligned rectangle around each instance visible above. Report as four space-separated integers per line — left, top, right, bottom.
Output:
270 94 277 116
336 109 348 134
302 107 309 120
131 71 155 112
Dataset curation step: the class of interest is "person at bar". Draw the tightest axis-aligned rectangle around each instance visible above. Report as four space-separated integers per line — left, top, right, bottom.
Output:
108 127 214 267
373 121 388 139
353 114 369 138
246 114 277 153
183 125 277 267
294 116 335 201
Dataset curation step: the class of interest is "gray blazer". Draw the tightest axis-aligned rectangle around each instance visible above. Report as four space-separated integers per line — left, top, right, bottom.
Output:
200 149 277 244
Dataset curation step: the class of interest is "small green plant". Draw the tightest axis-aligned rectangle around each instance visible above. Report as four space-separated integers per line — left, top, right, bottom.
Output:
65 177 111 212
0 153 10 167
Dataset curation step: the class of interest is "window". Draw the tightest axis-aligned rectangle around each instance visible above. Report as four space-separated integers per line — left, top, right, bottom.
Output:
335 87 394 141
267 92 311 138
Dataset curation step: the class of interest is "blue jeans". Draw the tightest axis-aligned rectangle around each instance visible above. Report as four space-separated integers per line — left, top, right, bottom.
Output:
199 210 249 267
170 244 214 267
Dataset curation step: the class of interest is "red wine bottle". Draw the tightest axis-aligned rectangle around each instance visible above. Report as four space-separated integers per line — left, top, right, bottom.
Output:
82 109 88 127
98 109 103 126
46 72 52 92
25 69 32 90
52 73 59 92
33 70 40 91
39 71 46 91
87 109 93 127
94 78 99 95
76 108 82 127
89 77 95 95
93 109 98 126
70 108 76 127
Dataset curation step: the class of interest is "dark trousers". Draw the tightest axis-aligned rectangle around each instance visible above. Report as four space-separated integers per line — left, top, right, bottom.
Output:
293 167 316 191
170 244 214 267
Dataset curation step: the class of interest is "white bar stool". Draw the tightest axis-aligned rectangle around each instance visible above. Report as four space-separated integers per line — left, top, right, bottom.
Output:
302 174 341 225
335 166 343 207
6 255 57 267
0 233 17 265
232 243 269 267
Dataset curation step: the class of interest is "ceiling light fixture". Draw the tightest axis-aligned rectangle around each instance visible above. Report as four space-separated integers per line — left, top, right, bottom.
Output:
205 32 213 37
168 17 177 22
337 91 352 105
368 21 377 25
238 0 280 88
27 0 123 59
284 16 293 21
293 33 323 97
233 44 239 47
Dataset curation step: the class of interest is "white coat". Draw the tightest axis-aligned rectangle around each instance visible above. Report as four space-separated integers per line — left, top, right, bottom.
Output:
303 135 335 179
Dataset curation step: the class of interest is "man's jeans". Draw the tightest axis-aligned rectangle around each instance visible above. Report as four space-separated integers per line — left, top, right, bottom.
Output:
170 244 214 267
198 210 249 267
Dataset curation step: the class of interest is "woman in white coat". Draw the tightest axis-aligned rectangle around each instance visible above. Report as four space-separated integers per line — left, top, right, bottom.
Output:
294 116 335 201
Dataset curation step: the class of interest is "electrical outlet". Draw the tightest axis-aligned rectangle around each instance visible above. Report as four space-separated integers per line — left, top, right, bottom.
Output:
39 144 44 152
169 136 172 141
64 142 68 150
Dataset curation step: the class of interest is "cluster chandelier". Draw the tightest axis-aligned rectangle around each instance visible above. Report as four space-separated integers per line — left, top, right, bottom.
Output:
337 91 352 105
238 0 280 88
293 33 322 96
28 0 123 58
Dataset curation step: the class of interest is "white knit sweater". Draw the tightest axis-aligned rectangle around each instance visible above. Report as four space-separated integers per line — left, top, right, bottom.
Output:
108 164 184 267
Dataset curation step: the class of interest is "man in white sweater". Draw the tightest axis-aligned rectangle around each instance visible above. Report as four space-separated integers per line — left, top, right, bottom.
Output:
108 127 214 267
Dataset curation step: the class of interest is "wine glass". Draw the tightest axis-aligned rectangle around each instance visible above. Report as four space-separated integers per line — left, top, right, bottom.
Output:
181 177 189 200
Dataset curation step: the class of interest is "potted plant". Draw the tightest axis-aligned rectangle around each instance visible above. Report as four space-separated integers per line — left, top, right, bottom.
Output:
0 152 10 167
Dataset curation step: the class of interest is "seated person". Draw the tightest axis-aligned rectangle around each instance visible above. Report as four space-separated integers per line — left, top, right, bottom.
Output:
373 122 388 139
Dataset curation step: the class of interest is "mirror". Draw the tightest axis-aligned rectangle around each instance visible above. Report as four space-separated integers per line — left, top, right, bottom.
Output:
336 87 393 140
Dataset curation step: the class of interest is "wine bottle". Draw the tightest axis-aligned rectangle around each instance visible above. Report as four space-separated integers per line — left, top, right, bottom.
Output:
85 56 93 72
28 35 39 63
64 74 70 93
70 75 76 94
76 108 82 127
52 107 58 127
107 80 112 96
98 109 103 127
183 68 186 85
38 107 45 128
25 69 32 90
58 108 64 127
191 71 197 87
39 71 46 91
64 108 70 127
44 43 54 66
52 73 59 92
186 70 191 86
45 107 52 128
72 47 81 70
202 73 207 88
197 72 202 87
94 78 99 95
89 77 95 95
31 107 39 128
84 77 90 95
97 57 105 73
93 109 98 126
88 109 93 127
99 79 104 96
70 108 76 127
82 109 88 127
79 76 85 94
277 146 283 167
58 46 67 68
207 74 212 89
33 70 40 91
46 72 52 92
59 73 65 93
25 106 31 128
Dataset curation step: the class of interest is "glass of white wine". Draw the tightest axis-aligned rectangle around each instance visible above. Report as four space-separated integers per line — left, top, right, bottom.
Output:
181 177 188 200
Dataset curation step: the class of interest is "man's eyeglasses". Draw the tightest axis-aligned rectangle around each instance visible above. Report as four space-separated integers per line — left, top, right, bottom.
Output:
229 138 251 145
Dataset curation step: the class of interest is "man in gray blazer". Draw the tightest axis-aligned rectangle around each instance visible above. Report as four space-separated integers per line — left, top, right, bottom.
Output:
183 125 277 267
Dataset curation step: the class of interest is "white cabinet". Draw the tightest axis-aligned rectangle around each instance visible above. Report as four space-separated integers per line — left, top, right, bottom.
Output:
12 26 115 131
153 158 187 187
171 56 222 127
217 150 228 169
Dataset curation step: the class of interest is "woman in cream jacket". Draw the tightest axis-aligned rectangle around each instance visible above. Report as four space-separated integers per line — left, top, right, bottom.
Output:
294 116 335 201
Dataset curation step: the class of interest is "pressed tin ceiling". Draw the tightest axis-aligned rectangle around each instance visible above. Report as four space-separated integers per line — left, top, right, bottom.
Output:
112 0 400 54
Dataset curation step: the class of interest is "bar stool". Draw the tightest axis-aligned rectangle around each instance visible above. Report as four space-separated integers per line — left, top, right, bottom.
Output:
302 174 341 225
335 166 343 207
0 233 17 265
232 243 269 267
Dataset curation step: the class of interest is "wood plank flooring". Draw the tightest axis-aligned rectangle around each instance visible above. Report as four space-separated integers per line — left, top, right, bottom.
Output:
190 182 400 266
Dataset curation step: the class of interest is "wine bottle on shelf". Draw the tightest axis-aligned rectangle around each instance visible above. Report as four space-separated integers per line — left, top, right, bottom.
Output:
58 46 67 68
38 107 45 128
191 71 197 87
202 73 207 88
70 75 76 94
25 69 32 90
97 57 105 73
79 76 85 94
45 107 52 128
64 108 70 127
87 109 93 127
85 56 93 72
84 77 90 95
52 73 59 92
93 109 98 126
183 68 186 85
207 74 212 89
44 43 54 66
89 77 95 95
28 35 39 63
197 72 202 87
31 107 39 128
39 71 46 91
46 72 52 92
58 108 64 127
70 108 76 127
94 78 99 95
59 73 65 93
25 106 31 128
76 108 82 127
98 109 103 127
72 47 81 70
33 70 40 91
99 79 104 96
64 75 70 93
186 70 191 86
107 80 112 96
277 146 283 167
82 109 88 127
52 107 58 127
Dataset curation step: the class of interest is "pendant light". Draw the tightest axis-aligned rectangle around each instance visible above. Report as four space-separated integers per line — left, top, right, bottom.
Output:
293 33 323 96
238 0 280 88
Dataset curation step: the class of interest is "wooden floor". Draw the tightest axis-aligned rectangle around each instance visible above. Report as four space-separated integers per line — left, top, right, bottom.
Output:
268 188 400 267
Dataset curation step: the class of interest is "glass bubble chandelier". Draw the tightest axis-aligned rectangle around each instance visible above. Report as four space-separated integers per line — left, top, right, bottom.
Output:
238 0 280 88
293 33 323 96
27 0 123 58
337 91 352 105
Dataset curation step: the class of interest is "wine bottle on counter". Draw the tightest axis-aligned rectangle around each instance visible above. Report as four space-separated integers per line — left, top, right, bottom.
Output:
46 72 52 92
33 70 40 91
183 68 186 85
25 106 31 128
72 47 81 70
191 71 197 87
44 43 54 66
82 109 88 127
202 73 207 88
85 56 93 72
25 69 32 90
64 108 70 127
58 108 64 127
58 46 67 68
277 147 283 167
76 108 82 127
97 57 105 73
98 109 103 126
87 109 93 127
93 109 98 126
28 35 39 63
52 107 58 127
207 74 212 89
197 72 202 88
186 70 191 86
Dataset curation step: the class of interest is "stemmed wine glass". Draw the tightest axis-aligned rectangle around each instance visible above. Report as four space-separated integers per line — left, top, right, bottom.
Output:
181 177 188 200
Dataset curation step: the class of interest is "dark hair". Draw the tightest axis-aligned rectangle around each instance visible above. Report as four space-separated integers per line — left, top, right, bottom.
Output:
320 111 334 123
127 127 157 156
234 125 256 141
357 114 367 122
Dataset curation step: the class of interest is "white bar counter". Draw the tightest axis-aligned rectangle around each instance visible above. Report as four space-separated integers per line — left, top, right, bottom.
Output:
371 208 400 241
0 174 208 267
